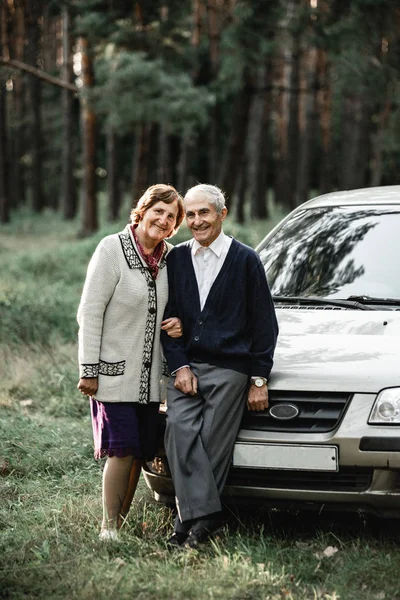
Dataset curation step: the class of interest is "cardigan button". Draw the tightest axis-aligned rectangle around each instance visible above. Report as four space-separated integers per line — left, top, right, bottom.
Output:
144 361 151 368
149 307 156 314
148 281 155 288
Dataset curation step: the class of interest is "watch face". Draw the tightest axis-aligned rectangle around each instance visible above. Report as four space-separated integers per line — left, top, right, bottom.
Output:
255 378 263 387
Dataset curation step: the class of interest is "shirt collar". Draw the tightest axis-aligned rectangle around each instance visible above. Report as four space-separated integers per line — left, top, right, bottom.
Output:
192 230 228 257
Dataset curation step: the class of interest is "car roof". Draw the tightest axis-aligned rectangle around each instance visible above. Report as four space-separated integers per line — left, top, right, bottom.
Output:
302 185 400 209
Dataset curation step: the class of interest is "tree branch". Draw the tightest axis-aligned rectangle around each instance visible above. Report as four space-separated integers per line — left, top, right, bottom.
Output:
0 57 78 93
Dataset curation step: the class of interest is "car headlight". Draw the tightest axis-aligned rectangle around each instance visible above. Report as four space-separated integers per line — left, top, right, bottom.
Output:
369 388 400 424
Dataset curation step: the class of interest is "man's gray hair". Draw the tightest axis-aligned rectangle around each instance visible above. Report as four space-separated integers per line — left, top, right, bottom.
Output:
184 184 226 214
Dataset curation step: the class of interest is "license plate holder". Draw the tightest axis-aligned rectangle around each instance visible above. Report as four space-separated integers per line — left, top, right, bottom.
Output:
233 443 338 472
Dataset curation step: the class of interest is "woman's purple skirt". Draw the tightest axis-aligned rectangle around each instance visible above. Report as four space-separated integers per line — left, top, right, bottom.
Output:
90 399 160 460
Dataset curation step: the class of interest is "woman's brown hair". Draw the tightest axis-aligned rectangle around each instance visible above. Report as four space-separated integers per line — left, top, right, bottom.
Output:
130 184 184 235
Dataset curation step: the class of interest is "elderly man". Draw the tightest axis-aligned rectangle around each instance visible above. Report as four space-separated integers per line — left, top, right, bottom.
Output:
161 184 278 548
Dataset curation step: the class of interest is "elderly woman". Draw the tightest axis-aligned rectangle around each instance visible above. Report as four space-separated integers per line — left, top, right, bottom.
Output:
77 184 184 540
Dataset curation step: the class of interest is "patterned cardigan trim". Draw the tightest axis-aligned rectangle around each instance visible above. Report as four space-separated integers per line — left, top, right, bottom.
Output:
118 228 165 403
81 360 126 378
80 363 99 378
118 228 168 272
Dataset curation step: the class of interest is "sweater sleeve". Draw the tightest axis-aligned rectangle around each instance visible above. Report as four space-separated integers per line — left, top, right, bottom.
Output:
77 240 119 378
161 250 190 373
248 256 279 379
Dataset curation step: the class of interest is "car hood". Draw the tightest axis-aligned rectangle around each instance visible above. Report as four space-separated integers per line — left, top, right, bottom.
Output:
270 308 400 393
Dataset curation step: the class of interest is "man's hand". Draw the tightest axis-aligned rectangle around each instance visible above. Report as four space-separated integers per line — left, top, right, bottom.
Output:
174 367 198 396
161 317 183 338
247 384 269 411
77 377 98 397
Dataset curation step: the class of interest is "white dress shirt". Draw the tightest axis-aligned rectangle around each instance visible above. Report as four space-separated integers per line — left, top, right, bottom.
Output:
175 231 264 380
191 231 232 310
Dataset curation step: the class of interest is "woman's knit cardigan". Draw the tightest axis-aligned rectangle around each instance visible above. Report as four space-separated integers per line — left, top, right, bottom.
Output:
77 224 172 403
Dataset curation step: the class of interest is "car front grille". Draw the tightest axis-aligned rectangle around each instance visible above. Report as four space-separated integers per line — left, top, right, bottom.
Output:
226 466 372 492
241 390 351 433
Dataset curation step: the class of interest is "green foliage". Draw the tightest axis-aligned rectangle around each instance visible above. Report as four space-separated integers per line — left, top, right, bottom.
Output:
215 0 280 100
93 51 214 137
0 235 95 348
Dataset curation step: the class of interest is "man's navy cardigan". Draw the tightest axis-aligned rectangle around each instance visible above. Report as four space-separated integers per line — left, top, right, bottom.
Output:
161 237 278 379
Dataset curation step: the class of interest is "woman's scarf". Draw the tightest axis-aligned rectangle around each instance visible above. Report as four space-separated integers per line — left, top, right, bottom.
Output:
131 225 164 279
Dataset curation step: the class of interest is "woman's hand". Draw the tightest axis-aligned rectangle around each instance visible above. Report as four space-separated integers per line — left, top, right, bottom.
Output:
161 317 183 338
77 377 98 397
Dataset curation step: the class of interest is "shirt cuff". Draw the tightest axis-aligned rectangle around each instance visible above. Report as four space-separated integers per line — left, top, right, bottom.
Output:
171 365 190 376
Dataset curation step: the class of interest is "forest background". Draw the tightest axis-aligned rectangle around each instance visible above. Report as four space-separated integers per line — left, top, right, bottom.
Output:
2 2 400 599
1 0 400 232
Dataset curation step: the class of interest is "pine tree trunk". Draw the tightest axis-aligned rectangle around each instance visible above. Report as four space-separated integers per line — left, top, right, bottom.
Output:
10 0 26 207
62 6 77 220
177 135 191 193
236 165 247 224
106 123 121 221
295 46 318 206
370 91 391 187
0 4 10 223
247 64 270 220
131 123 151 203
339 95 369 190
157 126 170 183
26 0 44 213
0 3 9 223
206 0 221 183
208 105 219 184
274 15 301 211
219 72 252 210
0 83 9 223
317 49 333 194
80 36 98 235
191 0 205 48
44 8 60 72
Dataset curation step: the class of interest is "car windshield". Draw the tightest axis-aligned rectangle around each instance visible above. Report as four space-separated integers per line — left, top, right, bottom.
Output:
258 206 400 300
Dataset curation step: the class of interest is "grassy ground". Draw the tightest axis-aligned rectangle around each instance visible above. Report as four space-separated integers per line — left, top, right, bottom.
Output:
1 206 400 600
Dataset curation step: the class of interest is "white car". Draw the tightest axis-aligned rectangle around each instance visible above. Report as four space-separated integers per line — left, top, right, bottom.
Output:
143 186 400 517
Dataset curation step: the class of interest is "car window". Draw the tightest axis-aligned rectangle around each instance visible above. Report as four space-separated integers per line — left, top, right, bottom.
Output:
258 206 400 299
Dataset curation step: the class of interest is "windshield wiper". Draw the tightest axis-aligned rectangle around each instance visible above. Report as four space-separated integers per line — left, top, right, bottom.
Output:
273 295 374 311
347 295 400 306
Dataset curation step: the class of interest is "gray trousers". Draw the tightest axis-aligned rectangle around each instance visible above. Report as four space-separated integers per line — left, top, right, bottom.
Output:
165 362 248 522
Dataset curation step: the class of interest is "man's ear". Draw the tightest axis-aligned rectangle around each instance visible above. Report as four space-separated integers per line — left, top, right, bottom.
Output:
221 207 228 221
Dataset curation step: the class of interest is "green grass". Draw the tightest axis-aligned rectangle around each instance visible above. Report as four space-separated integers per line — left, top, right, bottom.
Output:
2 206 400 599
2 409 400 600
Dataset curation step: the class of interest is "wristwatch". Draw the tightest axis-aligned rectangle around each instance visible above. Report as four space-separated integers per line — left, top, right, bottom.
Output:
250 377 268 388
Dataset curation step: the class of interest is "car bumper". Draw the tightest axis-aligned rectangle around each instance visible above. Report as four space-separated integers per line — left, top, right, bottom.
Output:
143 393 400 516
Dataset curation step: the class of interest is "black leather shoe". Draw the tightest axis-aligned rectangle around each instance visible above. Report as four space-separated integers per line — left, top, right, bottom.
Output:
184 518 224 549
166 532 188 549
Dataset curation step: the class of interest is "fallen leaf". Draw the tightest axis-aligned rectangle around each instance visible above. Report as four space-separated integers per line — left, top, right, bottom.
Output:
114 557 126 568
20 399 33 407
323 546 339 558
314 546 339 559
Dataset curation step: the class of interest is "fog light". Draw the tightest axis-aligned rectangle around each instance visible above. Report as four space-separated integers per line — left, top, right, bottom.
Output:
369 389 400 424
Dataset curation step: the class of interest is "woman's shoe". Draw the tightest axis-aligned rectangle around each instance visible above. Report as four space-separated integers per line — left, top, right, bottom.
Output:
99 528 118 541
